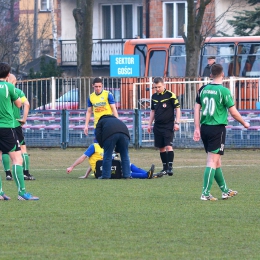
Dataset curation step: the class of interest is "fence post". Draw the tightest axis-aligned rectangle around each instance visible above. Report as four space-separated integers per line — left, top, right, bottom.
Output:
134 108 140 149
229 76 235 99
60 109 69 149
51 77 56 109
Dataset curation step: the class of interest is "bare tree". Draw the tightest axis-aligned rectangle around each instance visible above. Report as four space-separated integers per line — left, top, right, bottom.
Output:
50 0 58 58
185 0 246 77
73 0 93 77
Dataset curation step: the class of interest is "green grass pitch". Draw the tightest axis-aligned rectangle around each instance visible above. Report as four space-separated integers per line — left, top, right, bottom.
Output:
1 148 259 260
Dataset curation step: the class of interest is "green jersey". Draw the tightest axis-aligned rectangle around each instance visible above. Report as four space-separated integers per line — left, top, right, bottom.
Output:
13 88 26 128
196 83 234 125
0 81 19 128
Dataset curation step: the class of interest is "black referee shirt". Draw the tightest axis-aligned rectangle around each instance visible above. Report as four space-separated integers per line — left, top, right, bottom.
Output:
151 89 180 125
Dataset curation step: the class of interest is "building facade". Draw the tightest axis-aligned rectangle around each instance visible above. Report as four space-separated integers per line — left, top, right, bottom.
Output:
16 0 251 76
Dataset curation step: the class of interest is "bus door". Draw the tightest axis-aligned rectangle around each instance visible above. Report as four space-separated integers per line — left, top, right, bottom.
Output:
147 48 168 77
134 44 147 77
236 42 260 109
200 43 235 77
167 44 186 77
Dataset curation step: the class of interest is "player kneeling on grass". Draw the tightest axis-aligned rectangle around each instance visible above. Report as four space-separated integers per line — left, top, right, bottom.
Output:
193 63 250 201
66 140 160 179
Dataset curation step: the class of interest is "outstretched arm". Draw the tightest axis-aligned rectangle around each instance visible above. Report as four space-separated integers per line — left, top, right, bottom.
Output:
67 154 87 173
229 106 250 128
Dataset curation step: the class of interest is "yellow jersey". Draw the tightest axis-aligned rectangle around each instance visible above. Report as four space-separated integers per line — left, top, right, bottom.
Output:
84 143 104 172
88 90 114 127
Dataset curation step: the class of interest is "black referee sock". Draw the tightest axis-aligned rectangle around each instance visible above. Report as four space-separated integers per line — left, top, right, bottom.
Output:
160 152 168 171
167 151 174 169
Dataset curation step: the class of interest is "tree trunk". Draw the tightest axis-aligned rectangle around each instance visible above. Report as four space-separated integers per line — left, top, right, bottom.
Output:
185 0 212 78
50 0 58 58
73 0 93 77
33 0 38 59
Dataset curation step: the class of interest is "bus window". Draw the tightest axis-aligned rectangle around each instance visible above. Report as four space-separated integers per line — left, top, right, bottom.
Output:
148 50 166 77
201 43 235 76
167 45 186 77
237 43 260 77
134 45 147 77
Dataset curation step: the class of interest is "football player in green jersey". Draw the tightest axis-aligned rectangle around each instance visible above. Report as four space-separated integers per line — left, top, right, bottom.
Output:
1 74 35 181
0 63 38 200
193 64 250 201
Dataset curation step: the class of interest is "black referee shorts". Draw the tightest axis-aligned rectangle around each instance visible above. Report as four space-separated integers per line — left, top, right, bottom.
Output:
153 123 174 148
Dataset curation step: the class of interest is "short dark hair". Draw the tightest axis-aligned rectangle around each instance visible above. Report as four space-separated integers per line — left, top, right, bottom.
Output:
0 62 11 78
153 77 164 84
92 77 102 85
210 64 223 77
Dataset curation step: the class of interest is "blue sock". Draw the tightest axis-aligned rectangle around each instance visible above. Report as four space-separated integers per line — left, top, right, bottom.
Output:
130 163 147 179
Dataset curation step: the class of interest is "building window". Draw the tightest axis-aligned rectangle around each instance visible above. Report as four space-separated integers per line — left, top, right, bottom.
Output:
102 4 140 39
40 0 50 11
163 2 187 38
137 6 143 38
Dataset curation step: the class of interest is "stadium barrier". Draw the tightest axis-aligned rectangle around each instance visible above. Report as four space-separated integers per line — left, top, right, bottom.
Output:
23 109 260 149
17 76 260 111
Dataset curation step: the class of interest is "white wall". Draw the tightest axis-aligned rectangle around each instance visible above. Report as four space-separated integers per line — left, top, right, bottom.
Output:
215 0 256 36
60 0 76 39
60 0 142 40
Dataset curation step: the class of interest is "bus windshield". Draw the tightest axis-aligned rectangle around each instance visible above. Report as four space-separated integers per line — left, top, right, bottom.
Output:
201 43 235 76
167 44 186 77
148 50 166 77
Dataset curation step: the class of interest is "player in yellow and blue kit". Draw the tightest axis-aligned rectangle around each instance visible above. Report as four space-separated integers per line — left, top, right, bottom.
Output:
84 77 118 136
66 141 157 179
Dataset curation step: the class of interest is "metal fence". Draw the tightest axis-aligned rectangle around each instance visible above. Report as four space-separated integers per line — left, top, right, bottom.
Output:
23 108 260 149
17 76 260 110
60 39 129 66
17 76 260 149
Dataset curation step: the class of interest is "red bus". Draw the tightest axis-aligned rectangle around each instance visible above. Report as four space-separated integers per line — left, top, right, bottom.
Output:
123 36 260 78
120 37 260 110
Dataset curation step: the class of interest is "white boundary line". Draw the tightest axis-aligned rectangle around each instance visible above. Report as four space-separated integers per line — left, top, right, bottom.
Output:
32 164 258 171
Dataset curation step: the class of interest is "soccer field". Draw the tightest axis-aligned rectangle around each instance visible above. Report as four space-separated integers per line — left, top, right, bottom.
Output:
1 148 259 260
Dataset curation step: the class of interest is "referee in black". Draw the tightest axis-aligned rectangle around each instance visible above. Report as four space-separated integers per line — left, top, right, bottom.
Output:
147 77 181 176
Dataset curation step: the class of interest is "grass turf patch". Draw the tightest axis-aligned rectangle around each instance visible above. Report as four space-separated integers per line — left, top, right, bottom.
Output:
0 148 259 259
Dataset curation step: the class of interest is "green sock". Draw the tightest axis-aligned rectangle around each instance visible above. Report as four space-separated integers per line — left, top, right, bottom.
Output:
214 168 229 193
0 176 3 196
12 165 26 195
2 154 10 171
22 153 30 171
202 167 216 196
